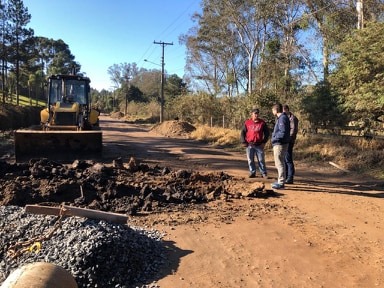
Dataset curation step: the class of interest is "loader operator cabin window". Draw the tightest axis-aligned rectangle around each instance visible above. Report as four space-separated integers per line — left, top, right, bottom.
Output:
65 81 86 104
50 79 62 104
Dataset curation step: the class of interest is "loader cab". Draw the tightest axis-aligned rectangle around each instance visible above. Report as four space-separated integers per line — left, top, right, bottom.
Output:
42 74 92 129
48 75 90 107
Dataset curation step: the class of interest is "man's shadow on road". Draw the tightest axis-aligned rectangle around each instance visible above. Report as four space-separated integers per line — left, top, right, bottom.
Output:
285 179 384 198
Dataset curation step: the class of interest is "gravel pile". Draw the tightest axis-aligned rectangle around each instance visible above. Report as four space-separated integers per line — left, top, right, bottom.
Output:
0 206 166 288
0 157 241 287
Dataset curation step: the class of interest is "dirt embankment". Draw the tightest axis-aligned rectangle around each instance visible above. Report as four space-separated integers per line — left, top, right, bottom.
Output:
0 104 41 130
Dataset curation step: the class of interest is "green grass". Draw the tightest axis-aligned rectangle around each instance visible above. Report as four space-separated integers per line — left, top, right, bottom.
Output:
1 93 46 107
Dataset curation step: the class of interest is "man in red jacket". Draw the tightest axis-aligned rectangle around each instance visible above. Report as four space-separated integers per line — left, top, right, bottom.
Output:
240 108 270 178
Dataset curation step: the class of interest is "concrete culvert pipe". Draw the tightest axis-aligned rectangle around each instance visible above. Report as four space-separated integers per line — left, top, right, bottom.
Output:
1 262 77 288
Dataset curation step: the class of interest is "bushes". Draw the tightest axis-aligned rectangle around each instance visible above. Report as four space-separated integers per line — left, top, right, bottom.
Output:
295 133 384 176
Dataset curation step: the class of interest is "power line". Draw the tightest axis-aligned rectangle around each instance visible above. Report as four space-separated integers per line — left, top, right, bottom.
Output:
138 0 199 71
157 0 198 39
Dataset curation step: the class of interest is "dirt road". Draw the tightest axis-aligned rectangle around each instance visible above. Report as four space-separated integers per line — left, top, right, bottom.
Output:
100 116 384 288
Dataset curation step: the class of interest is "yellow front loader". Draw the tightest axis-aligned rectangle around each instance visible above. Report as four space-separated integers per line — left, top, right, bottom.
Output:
14 74 102 161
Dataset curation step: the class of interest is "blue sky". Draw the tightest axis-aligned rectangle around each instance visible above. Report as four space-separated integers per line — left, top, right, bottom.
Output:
23 0 201 91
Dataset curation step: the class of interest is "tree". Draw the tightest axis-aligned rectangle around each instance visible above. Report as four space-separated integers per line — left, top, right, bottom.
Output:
127 85 144 103
107 62 138 90
301 81 345 126
266 0 309 98
131 68 161 102
107 62 139 110
46 39 77 75
182 0 310 98
166 91 220 123
330 21 384 125
304 0 384 82
7 0 33 103
164 74 187 100
181 1 241 96
223 0 279 95
183 0 276 95
0 0 10 102
90 88 113 112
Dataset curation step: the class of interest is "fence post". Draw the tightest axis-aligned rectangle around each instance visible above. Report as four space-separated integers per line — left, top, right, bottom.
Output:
211 116 213 128
222 115 225 128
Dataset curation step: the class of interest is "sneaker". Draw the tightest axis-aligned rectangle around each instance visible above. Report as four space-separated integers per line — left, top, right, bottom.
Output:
249 173 256 178
271 182 285 189
262 174 268 179
285 179 294 184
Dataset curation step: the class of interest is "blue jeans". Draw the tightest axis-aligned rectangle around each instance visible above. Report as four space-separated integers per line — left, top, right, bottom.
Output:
246 144 267 176
285 142 295 180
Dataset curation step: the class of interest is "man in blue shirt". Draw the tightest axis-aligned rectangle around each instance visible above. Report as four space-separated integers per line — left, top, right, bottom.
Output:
283 105 299 184
271 103 290 189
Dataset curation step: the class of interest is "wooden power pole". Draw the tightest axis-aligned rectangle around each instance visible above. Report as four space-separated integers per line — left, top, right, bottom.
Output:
154 40 173 123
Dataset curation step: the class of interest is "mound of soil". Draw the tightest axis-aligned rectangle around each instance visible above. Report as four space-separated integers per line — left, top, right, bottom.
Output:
0 158 266 216
151 120 196 137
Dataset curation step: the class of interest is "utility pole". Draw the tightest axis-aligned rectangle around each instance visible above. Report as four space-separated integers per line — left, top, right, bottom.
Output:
125 76 131 116
357 0 363 29
154 40 173 123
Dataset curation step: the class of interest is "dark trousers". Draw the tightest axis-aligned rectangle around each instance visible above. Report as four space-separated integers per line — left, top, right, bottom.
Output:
284 142 295 180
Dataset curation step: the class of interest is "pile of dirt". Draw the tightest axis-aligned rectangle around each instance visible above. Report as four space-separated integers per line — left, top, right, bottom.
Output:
151 120 196 137
0 158 269 217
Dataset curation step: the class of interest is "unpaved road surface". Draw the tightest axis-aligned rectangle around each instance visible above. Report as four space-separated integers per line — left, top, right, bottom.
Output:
2 115 384 287
100 116 384 288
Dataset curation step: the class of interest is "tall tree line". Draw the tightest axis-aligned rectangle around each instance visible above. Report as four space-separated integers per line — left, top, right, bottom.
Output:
179 0 384 127
0 0 79 104
182 0 384 96
1 0 383 127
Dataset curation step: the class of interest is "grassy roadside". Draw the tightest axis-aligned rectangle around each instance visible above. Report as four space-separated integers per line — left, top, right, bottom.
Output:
0 94 45 130
190 124 384 180
1 94 45 107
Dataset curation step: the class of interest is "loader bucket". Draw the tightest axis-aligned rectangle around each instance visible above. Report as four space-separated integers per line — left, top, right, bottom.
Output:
14 129 102 162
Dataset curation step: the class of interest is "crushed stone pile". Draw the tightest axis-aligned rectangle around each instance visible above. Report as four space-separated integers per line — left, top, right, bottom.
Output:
0 206 165 288
0 158 234 214
151 120 196 137
0 157 268 287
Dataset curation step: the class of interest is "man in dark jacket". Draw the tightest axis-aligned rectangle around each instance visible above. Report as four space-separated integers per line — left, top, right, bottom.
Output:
240 108 270 178
271 103 290 189
283 105 299 184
